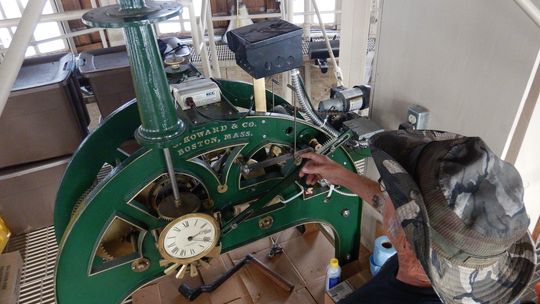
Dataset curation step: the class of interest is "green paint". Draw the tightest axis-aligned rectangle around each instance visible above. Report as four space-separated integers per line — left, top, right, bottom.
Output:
82 0 184 147
55 1 368 302
55 109 367 303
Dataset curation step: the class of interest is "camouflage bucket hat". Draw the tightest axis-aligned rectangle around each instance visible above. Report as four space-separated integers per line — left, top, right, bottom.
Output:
369 129 536 304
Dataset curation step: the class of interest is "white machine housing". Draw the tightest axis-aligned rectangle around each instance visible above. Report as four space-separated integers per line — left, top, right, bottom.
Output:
171 78 221 110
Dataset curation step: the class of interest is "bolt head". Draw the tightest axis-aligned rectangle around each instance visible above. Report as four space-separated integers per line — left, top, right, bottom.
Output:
342 209 350 217
217 184 228 193
131 258 150 272
408 114 417 124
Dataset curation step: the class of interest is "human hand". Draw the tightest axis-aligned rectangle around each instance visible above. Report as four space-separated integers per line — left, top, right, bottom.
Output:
299 152 350 186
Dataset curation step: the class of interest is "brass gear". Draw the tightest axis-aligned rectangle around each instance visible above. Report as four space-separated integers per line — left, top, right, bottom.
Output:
95 219 138 261
150 175 204 221
67 200 86 228
162 244 222 278
96 243 114 261
156 193 201 221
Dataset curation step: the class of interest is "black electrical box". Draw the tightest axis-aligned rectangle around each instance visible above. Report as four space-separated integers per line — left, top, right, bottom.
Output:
226 19 302 79
309 39 339 59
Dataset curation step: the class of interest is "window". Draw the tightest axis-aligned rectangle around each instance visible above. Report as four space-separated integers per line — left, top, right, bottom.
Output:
293 0 337 25
0 0 67 57
156 0 201 35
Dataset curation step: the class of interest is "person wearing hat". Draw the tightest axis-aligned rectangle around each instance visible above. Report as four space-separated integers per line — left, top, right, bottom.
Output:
299 129 536 304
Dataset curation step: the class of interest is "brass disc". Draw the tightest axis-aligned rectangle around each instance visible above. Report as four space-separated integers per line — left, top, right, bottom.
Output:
157 192 201 220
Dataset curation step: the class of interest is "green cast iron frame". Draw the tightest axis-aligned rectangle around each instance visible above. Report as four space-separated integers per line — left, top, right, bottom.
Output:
53 1 369 303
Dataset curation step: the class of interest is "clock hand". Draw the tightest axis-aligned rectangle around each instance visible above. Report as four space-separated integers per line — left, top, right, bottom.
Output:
187 229 211 241
191 237 212 242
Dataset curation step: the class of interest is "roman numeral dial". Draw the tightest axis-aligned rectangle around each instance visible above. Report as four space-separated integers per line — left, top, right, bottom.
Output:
158 213 220 264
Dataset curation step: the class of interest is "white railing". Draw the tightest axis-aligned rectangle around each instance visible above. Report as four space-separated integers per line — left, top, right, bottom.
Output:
0 0 344 118
0 0 47 120
515 0 540 28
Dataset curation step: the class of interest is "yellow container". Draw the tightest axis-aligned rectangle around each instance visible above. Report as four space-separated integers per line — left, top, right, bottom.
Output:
0 216 11 253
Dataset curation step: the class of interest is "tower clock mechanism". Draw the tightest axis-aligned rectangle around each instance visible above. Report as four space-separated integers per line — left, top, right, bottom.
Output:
53 1 375 303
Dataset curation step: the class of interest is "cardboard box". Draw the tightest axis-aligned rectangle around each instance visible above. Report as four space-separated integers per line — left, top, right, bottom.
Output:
0 251 22 304
323 269 372 304
133 226 370 304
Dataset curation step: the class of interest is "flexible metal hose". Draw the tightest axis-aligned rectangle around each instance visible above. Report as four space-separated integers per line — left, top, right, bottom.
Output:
290 69 339 137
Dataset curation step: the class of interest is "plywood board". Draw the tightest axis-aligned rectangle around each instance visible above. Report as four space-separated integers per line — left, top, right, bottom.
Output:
132 275 209 304
281 231 335 287
132 227 363 304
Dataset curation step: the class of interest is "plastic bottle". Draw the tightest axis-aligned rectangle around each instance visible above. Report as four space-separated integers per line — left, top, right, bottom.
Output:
325 258 341 291
0 215 10 253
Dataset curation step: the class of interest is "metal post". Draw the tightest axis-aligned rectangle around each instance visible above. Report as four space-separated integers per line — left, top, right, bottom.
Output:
304 63 312 99
304 0 312 37
96 0 184 146
0 5 18 55
123 24 183 144
0 0 47 119
196 17 212 77
182 0 210 77
163 148 181 204
312 0 343 87
205 0 221 77
29 28 100 46
338 0 371 87
280 0 294 103
0 9 91 27
197 0 212 77
14 0 40 55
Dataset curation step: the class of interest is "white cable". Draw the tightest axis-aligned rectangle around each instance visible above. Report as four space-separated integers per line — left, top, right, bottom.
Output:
281 189 304 204
310 0 344 87
321 180 358 197
326 184 335 198
334 188 358 197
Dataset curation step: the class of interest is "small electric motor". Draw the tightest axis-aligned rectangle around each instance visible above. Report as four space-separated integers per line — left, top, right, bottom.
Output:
318 85 371 113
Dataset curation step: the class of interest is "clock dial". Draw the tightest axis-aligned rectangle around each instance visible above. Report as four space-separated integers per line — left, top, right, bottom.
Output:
158 213 219 264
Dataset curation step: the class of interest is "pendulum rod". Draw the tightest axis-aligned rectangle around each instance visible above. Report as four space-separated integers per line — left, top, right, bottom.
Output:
163 148 181 205
292 73 298 157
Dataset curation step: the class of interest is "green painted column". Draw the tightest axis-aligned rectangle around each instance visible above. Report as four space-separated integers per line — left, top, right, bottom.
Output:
82 0 185 147
118 0 184 146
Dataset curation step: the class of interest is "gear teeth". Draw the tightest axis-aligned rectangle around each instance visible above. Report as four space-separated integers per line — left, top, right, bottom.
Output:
67 201 86 229
156 209 176 222
96 243 114 261
176 264 188 279
197 259 211 269
160 259 173 267
164 263 180 276
189 263 198 277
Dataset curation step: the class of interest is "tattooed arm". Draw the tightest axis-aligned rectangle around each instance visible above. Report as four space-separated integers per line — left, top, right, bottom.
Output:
299 152 388 208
